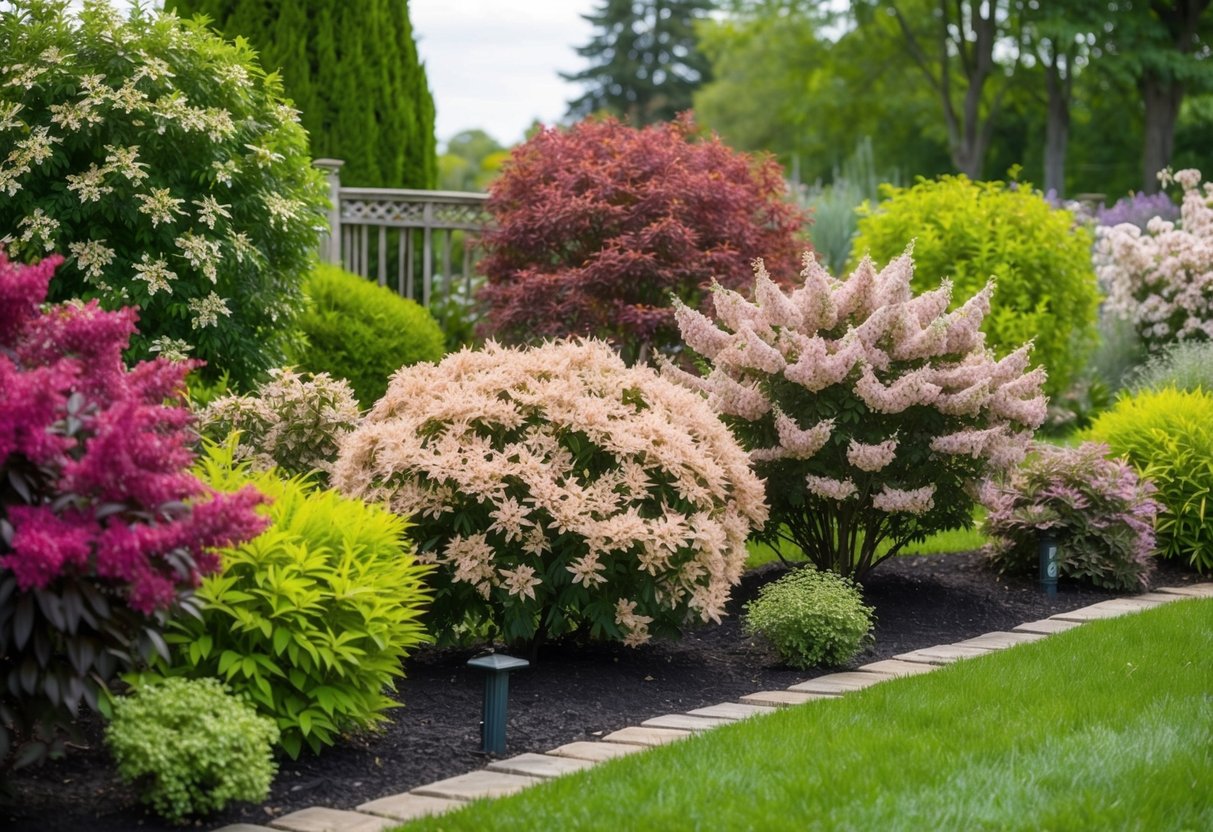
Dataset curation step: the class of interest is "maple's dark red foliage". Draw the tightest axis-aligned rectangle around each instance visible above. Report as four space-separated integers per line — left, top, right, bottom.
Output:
477 115 810 361
0 251 268 772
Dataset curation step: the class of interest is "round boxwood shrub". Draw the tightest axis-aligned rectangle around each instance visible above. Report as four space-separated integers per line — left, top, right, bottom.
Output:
153 440 433 758
851 175 1099 398
0 1 327 387
743 567 874 669
1085 387 1213 572
333 339 768 649
290 265 446 407
105 677 278 822
981 442 1160 591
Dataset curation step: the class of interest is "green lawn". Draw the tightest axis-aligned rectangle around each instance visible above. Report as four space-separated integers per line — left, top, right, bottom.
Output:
402 599 1212 831
745 515 988 569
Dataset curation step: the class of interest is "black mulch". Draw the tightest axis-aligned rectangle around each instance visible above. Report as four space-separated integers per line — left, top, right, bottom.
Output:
3 551 1203 832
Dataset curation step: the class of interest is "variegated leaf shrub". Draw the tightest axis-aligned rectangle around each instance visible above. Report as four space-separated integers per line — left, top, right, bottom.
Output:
334 339 768 649
666 251 1046 579
0 0 326 387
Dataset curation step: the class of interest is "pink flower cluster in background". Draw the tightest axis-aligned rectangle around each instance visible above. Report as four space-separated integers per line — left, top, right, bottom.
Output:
1097 168 1213 348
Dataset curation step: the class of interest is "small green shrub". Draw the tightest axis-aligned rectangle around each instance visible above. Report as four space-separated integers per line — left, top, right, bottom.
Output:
155 441 432 758
105 677 278 822
1085 387 1213 571
1125 340 1213 394
290 265 446 407
196 367 361 485
743 568 874 669
851 175 1099 398
981 442 1159 591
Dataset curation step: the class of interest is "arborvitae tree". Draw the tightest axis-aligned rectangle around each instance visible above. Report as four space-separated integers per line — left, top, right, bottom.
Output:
563 0 715 125
168 0 437 188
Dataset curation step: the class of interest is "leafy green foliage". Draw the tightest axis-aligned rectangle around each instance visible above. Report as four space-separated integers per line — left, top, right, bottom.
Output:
1125 339 1213 394
743 567 874 669
105 677 277 821
0 1 328 387
851 175 1099 398
167 0 436 188
981 442 1160 591
196 368 361 486
152 442 433 758
289 265 445 409
1085 387 1213 571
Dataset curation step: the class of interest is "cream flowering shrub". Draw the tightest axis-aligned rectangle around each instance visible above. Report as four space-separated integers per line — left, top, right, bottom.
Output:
333 339 768 648
196 368 361 486
0 1 326 387
1097 168 1213 349
664 252 1047 579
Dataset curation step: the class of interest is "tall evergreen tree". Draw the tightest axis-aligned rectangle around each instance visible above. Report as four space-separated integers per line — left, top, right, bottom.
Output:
168 0 437 188
562 0 716 125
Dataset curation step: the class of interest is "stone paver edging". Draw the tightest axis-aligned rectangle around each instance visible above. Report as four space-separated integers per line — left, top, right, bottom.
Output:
217 583 1211 832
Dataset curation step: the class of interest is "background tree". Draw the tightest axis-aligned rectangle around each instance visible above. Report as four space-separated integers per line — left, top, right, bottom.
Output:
563 0 716 125
167 0 437 188
437 129 509 192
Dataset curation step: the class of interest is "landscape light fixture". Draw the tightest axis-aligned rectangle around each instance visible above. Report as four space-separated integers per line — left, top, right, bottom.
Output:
1038 530 1060 598
466 653 529 755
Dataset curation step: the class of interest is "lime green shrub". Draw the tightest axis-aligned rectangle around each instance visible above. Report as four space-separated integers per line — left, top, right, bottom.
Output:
851 175 1099 398
743 568 874 669
1085 388 1213 571
156 442 432 757
197 367 361 485
105 678 278 821
290 265 446 407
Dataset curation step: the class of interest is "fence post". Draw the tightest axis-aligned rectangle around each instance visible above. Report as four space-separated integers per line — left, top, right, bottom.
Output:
313 158 344 265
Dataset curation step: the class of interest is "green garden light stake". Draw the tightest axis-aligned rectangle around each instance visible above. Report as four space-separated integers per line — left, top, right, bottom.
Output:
467 653 529 755
1038 531 1059 598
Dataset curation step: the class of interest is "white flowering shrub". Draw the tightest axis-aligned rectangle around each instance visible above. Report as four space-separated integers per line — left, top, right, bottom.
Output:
196 368 361 486
665 252 1047 579
1097 168 1213 350
333 339 768 648
0 1 326 387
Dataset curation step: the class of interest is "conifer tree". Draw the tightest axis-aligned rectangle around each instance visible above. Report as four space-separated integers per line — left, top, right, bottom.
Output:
563 0 715 125
168 0 437 188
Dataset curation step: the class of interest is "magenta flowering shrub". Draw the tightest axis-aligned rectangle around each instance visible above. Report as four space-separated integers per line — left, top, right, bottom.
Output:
1097 169 1213 348
980 442 1159 591
334 339 767 649
666 252 1047 579
0 251 267 771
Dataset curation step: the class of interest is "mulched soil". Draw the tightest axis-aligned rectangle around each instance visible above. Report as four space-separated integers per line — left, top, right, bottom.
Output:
3 551 1203 832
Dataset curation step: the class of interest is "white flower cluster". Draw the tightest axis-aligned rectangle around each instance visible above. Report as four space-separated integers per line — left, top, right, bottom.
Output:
1097 168 1213 348
334 339 768 646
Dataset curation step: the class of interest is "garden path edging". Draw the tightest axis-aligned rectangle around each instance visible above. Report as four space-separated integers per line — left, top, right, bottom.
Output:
215 583 1213 832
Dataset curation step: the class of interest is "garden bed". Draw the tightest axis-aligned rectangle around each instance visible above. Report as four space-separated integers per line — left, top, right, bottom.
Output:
4 550 1200 832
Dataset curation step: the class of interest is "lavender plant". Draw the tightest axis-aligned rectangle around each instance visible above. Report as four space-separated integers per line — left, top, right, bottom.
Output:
665 251 1047 579
981 442 1159 591
1097 191 1180 231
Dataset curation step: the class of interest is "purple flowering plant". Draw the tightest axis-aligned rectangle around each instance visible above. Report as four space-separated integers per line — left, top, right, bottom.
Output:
980 442 1159 591
0 251 267 772
1097 191 1180 231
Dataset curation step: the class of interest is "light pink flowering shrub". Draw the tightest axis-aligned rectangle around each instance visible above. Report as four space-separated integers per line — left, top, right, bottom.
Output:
980 442 1159 591
333 339 767 649
1097 168 1213 349
666 252 1047 579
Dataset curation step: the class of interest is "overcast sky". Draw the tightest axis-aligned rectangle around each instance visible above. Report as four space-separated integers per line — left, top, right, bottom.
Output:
410 1 598 149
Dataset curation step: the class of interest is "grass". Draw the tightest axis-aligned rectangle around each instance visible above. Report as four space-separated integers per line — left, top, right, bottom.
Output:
401 599 1212 831
745 515 988 569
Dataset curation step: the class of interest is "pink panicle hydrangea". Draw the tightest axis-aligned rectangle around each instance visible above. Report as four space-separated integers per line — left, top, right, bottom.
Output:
334 338 767 648
981 442 1159 591
0 251 268 612
1096 168 1213 349
669 249 1046 579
